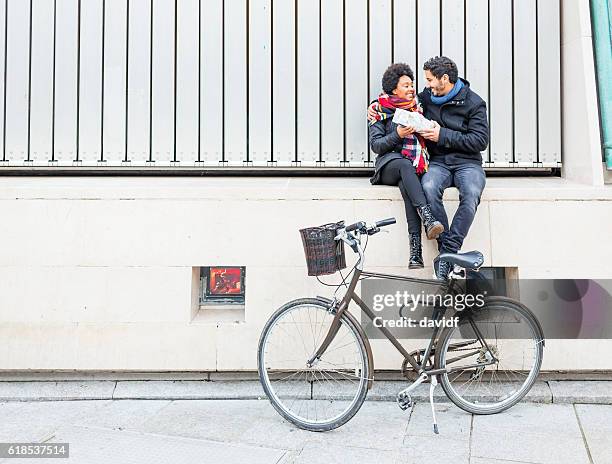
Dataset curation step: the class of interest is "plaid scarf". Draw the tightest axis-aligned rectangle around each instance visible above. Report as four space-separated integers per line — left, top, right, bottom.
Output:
369 94 429 174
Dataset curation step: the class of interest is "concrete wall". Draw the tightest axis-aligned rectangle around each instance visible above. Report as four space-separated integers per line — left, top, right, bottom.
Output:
0 0 608 375
0 177 611 373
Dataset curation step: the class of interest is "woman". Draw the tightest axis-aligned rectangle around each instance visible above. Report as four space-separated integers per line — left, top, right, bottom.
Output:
369 63 444 269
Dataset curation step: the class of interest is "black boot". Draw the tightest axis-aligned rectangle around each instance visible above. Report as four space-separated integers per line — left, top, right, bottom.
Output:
417 204 444 240
409 233 424 269
433 255 453 280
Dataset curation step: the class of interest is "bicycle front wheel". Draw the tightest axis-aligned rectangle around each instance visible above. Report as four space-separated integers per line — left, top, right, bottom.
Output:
435 299 544 415
257 298 370 432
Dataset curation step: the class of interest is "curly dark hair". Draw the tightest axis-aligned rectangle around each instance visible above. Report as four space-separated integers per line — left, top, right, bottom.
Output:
381 63 415 95
423 56 459 83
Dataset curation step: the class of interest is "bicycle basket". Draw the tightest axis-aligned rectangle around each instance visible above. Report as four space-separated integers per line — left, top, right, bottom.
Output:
299 221 347 276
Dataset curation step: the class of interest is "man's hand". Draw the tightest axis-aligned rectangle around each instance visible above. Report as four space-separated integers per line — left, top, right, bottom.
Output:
367 103 378 122
419 121 441 142
397 125 416 138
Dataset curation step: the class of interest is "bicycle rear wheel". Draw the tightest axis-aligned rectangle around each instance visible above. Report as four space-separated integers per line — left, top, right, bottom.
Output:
257 298 370 431
435 299 544 414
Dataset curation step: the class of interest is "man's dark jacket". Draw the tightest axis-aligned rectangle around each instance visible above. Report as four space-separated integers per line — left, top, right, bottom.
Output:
418 78 489 166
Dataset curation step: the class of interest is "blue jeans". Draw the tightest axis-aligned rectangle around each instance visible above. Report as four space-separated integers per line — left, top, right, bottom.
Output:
421 162 486 254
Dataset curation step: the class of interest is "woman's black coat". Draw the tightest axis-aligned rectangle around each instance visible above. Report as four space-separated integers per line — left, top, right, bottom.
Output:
368 118 406 185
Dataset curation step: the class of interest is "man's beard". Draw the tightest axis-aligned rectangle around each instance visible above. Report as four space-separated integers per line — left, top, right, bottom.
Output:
431 84 446 96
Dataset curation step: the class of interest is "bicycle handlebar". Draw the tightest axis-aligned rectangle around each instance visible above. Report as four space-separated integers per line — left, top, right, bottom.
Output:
375 217 396 228
344 217 396 233
345 221 366 232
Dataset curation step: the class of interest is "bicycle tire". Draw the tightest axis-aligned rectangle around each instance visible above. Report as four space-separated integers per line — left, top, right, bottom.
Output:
435 299 544 415
257 298 370 432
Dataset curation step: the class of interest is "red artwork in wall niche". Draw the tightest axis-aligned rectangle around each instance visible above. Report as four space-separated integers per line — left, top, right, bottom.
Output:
209 267 244 295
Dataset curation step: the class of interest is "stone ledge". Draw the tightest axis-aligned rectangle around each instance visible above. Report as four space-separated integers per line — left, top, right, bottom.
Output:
0 380 609 404
0 176 611 201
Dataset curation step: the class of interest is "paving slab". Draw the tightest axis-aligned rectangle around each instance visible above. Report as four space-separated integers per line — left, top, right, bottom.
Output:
470 403 591 464
470 459 538 464
0 425 286 464
284 442 401 464
0 400 111 443
549 380 612 404
72 399 172 430
471 430 590 464
240 400 410 451
403 403 471 440
132 399 266 444
575 404 612 464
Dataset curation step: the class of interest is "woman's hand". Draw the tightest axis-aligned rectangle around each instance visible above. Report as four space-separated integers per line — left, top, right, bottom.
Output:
397 125 415 138
367 103 378 122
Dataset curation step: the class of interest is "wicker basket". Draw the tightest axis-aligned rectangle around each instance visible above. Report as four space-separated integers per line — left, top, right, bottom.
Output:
299 221 347 276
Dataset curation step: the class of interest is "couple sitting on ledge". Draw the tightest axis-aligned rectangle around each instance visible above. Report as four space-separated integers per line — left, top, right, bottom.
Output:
367 56 488 280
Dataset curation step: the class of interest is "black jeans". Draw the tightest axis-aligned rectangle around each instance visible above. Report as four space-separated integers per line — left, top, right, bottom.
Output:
421 161 486 254
379 157 427 235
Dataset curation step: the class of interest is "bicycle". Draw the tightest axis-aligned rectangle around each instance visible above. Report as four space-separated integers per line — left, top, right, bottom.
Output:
257 218 544 433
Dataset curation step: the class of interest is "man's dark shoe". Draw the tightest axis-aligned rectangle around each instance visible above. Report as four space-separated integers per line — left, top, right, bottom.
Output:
409 233 424 269
433 256 452 280
417 204 445 240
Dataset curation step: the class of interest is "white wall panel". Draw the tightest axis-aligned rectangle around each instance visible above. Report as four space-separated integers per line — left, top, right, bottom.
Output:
30 0 54 163
176 0 199 164
223 0 247 165
442 0 465 77
4 0 30 163
417 0 440 94
513 0 538 163
271 0 295 166
248 0 272 166
369 0 392 162
0 0 5 162
538 0 561 165
151 0 175 164
103 0 127 165
127 0 151 165
345 0 368 165
466 0 489 162
393 0 417 80
369 0 392 101
489 0 513 164
200 0 222 165
321 0 343 166
78 0 103 165
296 0 320 166
54 0 78 164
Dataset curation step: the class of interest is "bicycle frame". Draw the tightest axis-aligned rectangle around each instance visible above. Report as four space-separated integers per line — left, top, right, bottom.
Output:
306 266 497 383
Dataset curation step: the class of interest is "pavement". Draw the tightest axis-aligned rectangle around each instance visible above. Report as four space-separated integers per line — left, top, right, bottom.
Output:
0 380 611 463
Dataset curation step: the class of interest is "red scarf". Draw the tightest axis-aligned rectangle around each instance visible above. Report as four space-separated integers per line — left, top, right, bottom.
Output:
370 94 429 174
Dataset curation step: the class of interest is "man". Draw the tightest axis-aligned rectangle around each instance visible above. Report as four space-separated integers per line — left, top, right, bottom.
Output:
369 56 488 279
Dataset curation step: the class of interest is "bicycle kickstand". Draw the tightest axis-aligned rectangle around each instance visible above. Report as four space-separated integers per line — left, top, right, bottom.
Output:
429 375 439 434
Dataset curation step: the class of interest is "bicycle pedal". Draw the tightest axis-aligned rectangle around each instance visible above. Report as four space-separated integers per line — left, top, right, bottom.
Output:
396 392 413 411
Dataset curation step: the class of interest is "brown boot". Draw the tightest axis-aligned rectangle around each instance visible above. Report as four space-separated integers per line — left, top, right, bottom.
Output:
417 204 444 240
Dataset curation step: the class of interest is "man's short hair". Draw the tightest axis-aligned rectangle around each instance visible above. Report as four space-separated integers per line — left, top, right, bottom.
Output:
423 56 459 83
382 63 415 95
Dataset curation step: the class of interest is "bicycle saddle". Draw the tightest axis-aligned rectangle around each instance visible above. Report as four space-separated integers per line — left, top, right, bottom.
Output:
438 251 484 270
